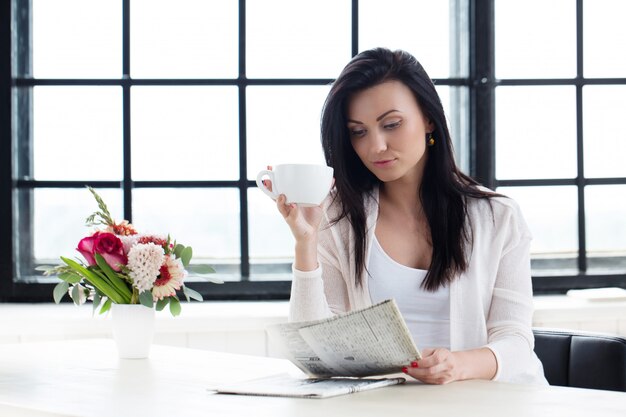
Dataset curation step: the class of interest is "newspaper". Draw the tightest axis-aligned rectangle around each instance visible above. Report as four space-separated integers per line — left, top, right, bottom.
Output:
266 299 421 378
214 373 406 399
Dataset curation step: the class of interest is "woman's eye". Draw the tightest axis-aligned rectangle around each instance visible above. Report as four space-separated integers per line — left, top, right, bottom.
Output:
350 129 366 137
384 121 401 130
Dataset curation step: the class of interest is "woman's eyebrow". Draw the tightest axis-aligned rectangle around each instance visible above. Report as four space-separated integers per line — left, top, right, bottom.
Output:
376 109 400 121
347 109 401 125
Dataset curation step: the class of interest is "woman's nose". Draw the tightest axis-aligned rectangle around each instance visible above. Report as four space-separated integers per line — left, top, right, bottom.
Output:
370 132 387 153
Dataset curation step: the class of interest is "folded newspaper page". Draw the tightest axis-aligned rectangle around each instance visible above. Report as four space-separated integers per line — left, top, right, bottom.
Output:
215 373 406 399
266 299 421 378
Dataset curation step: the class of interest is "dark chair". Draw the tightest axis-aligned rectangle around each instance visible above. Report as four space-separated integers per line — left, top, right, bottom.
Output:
533 328 626 392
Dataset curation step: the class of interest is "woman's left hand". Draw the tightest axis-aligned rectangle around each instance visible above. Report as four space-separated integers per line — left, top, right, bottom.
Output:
402 347 497 384
402 348 462 385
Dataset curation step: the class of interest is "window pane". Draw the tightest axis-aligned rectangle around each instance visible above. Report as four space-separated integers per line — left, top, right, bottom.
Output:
32 0 121 78
495 86 577 179
359 0 453 78
246 86 329 177
586 185 626 272
131 0 238 78
132 188 240 274
246 0 351 78
497 186 578 273
583 86 626 178
248 188 294 278
131 86 239 181
495 0 576 79
33 86 122 181
31 188 123 262
438 86 470 173
584 0 626 77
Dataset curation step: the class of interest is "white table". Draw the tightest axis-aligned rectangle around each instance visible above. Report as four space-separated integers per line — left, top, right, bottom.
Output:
1 339 624 417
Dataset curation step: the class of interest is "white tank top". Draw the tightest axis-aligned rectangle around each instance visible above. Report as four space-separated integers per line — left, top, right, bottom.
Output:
367 234 451 350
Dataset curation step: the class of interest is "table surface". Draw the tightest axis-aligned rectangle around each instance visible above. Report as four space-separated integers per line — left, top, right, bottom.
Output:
0 339 625 417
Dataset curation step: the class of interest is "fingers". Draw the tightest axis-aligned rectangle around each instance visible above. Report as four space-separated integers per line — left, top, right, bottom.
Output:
402 349 456 385
262 179 273 193
276 194 295 219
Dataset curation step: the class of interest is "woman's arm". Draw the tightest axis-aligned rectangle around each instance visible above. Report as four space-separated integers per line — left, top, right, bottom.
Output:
279 194 351 322
404 347 497 384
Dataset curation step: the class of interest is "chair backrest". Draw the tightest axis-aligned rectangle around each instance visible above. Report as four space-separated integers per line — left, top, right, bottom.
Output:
533 328 626 392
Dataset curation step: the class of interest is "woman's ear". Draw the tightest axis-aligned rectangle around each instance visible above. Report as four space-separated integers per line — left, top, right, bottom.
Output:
427 119 435 133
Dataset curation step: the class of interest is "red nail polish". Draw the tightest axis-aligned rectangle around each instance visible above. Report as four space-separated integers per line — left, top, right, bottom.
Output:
411 361 419 368
401 366 408 373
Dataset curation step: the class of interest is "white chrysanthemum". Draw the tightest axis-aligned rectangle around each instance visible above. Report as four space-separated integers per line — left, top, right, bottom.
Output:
127 243 165 292
152 255 186 301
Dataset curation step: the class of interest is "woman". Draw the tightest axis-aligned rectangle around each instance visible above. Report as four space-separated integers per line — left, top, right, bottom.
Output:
273 48 547 385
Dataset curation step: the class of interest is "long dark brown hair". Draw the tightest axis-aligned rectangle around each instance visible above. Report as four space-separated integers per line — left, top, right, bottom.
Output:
321 47 496 291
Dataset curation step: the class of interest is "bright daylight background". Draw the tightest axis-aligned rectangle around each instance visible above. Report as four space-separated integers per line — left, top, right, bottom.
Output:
24 0 626 279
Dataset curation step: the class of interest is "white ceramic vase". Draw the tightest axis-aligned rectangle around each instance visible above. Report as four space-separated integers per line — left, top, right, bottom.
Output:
111 303 156 359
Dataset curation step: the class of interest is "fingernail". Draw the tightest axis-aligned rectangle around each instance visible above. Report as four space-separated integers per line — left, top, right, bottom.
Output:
411 361 419 368
401 367 408 373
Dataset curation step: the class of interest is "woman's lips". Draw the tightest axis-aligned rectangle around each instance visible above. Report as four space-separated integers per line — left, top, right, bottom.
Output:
372 159 396 168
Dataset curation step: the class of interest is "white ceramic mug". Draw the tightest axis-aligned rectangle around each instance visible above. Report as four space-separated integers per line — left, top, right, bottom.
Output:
256 164 334 207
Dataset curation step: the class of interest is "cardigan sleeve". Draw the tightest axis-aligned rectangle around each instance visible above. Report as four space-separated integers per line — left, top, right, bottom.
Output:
483 200 543 383
288 198 351 322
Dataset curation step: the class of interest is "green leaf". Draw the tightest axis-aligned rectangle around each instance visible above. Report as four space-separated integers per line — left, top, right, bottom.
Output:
71 284 82 305
182 285 203 302
61 257 125 304
94 253 132 303
92 292 102 316
169 297 181 316
180 246 193 267
58 271 82 284
35 265 54 272
53 281 70 304
99 298 113 315
139 291 154 308
189 264 216 274
164 235 172 255
173 244 185 259
156 298 169 311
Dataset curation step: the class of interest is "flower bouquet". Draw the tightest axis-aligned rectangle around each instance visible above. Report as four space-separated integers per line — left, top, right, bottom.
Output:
42 187 219 316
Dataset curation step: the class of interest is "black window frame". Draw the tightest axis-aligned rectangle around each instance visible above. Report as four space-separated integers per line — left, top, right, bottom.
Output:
1 0 625 303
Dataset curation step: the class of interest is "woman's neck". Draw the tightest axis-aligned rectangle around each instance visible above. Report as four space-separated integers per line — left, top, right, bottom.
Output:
379 180 423 218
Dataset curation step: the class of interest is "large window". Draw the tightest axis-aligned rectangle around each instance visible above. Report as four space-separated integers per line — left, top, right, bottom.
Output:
1 0 624 302
492 0 626 290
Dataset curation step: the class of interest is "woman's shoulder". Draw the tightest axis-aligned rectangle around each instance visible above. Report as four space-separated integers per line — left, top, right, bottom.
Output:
468 187 521 215
467 188 531 238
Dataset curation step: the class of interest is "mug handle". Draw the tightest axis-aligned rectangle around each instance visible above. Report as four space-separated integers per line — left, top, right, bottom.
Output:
256 170 279 200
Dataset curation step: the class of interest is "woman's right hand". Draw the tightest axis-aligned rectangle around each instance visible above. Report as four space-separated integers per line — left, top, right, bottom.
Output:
275 194 324 243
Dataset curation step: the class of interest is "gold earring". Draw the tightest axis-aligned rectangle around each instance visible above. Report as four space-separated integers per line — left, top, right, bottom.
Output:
427 133 435 146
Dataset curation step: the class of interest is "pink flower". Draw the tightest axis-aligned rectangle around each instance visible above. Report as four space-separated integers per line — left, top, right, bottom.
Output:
152 255 186 300
77 232 127 271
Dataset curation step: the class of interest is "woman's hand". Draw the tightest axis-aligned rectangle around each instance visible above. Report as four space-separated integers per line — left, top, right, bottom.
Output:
402 348 462 385
402 347 497 384
276 194 324 243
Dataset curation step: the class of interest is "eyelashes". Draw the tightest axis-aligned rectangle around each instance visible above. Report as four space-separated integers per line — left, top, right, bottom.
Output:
384 121 401 130
348 120 402 137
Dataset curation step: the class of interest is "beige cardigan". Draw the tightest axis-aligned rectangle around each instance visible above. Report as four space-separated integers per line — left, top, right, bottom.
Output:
289 187 547 385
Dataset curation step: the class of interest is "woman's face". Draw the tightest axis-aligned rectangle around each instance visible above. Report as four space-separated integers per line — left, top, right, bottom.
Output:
347 80 433 185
